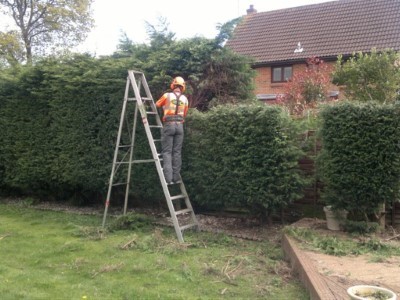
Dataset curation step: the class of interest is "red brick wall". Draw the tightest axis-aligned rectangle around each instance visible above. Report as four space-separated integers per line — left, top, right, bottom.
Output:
254 61 341 97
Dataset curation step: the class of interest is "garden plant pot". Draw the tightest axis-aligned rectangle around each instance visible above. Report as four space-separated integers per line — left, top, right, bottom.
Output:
323 205 348 231
347 285 397 300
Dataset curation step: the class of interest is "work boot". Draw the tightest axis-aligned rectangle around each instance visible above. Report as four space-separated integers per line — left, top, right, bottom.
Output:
172 174 181 183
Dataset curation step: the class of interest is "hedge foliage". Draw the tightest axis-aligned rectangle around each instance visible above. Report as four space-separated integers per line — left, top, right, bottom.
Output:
0 55 306 217
317 102 400 218
183 105 306 220
0 55 128 201
2 53 400 224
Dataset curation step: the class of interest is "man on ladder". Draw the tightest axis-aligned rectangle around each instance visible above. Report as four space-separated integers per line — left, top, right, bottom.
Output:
156 76 189 185
103 71 198 243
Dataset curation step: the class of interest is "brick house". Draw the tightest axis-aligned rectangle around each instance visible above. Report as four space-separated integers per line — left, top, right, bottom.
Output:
226 0 400 102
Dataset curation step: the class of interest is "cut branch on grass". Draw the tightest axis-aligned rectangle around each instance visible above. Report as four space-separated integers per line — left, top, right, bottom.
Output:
222 279 239 286
385 234 400 241
120 237 138 250
221 257 245 281
91 262 124 278
228 259 244 276
0 234 11 240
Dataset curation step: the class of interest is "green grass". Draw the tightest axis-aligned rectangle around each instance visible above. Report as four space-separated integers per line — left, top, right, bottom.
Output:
284 226 400 258
0 203 309 299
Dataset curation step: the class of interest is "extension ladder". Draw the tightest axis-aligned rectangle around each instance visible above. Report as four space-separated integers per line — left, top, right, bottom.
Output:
102 70 199 243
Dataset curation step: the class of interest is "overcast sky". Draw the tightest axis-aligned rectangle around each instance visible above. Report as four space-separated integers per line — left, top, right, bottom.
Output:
0 0 334 56
74 0 333 56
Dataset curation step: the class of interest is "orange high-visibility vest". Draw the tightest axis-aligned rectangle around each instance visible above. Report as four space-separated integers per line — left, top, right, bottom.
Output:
156 91 189 122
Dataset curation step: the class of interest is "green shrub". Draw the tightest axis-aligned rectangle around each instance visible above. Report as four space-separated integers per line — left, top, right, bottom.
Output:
317 102 400 220
343 220 379 235
333 49 400 103
184 104 306 221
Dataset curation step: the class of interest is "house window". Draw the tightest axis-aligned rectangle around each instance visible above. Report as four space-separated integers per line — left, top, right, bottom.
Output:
272 66 292 82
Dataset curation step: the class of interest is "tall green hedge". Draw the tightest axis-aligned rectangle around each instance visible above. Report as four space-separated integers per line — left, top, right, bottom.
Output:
317 102 400 218
0 55 129 201
183 105 305 221
0 56 305 215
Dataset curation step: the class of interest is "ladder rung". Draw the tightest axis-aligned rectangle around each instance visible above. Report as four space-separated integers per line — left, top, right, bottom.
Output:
112 182 127 186
153 139 161 142
149 125 162 128
180 223 197 231
146 111 157 115
133 159 156 163
175 208 192 215
170 194 186 201
118 145 132 148
126 97 152 101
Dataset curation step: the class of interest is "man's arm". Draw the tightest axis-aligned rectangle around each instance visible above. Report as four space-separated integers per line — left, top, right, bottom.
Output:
156 93 167 108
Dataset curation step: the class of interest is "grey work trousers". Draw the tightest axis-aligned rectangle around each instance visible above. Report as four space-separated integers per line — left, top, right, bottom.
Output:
161 122 184 183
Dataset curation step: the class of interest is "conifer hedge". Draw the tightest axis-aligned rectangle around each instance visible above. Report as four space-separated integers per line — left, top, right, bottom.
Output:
0 55 128 201
0 55 305 217
318 102 400 219
183 105 306 221
4 55 399 224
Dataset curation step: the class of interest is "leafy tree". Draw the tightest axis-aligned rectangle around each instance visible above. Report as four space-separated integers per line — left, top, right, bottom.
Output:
115 18 255 110
214 17 241 47
145 17 175 49
0 30 24 66
196 48 255 109
0 0 94 64
276 56 334 116
333 49 400 103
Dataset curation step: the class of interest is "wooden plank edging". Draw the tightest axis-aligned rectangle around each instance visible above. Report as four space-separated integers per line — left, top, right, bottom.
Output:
282 234 342 300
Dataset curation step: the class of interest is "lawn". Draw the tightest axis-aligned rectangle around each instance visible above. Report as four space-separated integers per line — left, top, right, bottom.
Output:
0 202 309 299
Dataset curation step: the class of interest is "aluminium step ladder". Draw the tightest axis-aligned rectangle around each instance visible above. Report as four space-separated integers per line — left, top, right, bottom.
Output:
102 70 199 243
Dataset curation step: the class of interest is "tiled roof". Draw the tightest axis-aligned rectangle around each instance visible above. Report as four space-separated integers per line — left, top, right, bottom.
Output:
226 0 400 65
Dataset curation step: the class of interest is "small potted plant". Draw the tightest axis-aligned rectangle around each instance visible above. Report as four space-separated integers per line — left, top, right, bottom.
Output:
323 205 348 231
347 285 397 300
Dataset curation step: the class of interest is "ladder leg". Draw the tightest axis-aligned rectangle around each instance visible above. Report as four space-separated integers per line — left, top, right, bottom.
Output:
102 79 130 227
123 103 139 215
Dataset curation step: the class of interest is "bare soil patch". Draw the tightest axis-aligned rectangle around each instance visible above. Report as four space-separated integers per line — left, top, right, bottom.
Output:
290 218 400 297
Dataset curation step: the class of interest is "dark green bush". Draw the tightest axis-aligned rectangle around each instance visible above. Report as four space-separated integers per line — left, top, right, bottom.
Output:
343 220 379 235
183 104 306 221
317 102 400 219
0 55 128 201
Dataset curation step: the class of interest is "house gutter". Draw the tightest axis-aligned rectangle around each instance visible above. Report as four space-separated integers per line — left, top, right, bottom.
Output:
251 54 353 68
